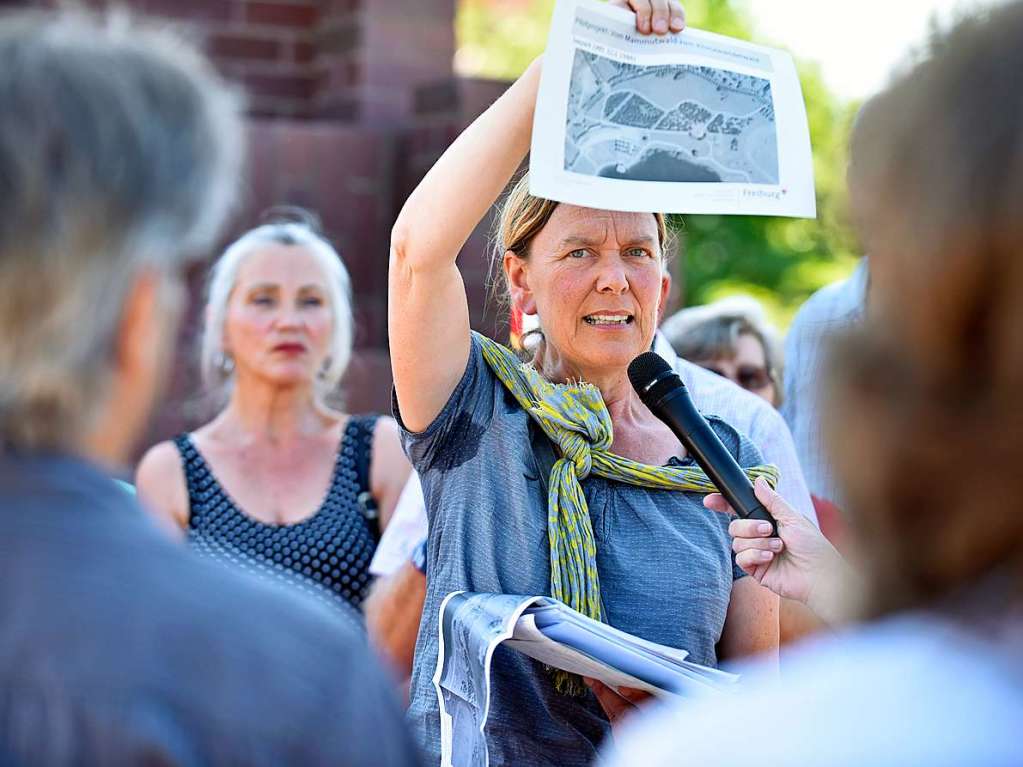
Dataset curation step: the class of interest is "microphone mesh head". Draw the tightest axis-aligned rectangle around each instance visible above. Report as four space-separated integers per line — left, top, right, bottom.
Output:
628 351 674 395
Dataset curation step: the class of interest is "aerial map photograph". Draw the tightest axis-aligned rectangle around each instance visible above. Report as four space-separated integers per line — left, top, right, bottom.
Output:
564 50 780 184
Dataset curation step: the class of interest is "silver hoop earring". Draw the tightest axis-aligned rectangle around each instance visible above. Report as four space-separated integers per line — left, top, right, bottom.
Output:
317 356 333 379
215 351 234 375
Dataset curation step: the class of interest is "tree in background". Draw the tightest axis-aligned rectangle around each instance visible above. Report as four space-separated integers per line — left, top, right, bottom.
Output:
456 0 861 327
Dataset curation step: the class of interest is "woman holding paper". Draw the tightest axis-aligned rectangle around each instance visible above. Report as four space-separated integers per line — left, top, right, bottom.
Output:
389 1 778 763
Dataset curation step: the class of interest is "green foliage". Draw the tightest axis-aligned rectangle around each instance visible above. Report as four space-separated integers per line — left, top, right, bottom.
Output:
455 0 556 77
455 0 861 328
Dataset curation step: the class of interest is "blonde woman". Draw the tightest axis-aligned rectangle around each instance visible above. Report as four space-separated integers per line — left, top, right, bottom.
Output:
388 1 779 763
138 213 410 613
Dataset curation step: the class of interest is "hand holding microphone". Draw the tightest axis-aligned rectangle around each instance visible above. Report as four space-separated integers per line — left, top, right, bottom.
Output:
627 352 778 535
628 352 853 623
705 479 854 626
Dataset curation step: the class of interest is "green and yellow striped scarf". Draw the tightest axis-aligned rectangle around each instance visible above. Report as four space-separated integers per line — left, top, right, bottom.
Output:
476 332 779 690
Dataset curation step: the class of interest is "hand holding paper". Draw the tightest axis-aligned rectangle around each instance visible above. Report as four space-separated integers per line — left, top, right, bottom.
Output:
605 0 686 35
530 0 816 217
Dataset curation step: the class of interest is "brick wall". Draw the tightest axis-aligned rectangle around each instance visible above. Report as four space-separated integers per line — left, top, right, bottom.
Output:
3 0 509 448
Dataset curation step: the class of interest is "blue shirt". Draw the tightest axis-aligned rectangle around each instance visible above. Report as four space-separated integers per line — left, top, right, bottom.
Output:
0 451 421 766
398 334 762 767
782 259 868 507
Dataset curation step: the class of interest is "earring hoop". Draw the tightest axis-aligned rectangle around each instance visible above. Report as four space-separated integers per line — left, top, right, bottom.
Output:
317 356 333 380
215 351 234 375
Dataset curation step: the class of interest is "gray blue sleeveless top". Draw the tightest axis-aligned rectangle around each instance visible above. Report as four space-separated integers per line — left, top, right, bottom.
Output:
398 334 763 767
173 415 379 614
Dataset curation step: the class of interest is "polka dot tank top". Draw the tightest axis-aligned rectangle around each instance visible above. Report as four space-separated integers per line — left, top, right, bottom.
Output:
173 415 380 613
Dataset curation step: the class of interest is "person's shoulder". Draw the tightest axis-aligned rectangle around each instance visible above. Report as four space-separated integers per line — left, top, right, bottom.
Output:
789 264 866 332
703 414 762 466
1 472 415 762
179 553 355 634
371 413 403 449
395 331 498 434
135 439 184 480
137 555 380 701
176 569 419 762
134 438 189 529
138 561 418 760
394 331 512 478
369 414 408 467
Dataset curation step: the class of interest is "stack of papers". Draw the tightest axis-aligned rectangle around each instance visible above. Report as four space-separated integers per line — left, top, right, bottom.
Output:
505 601 737 697
433 591 738 767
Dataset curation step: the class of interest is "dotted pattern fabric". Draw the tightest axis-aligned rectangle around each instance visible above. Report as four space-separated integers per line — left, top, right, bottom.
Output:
174 416 379 614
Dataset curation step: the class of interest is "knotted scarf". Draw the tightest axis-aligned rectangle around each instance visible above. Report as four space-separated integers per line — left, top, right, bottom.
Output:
476 332 779 690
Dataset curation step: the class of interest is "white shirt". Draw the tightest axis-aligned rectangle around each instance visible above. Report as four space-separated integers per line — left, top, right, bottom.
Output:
601 613 1023 767
368 468 430 576
652 332 816 525
370 331 817 576
782 259 868 507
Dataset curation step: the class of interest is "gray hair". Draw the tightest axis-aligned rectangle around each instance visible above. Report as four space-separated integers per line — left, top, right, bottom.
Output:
200 216 354 408
660 294 784 382
0 11 243 450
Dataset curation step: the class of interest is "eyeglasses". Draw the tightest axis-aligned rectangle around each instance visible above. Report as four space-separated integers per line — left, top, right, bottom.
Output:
700 364 773 392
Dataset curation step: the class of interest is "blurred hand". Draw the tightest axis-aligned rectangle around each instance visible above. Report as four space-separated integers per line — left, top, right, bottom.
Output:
608 0 686 35
705 477 847 615
584 678 653 732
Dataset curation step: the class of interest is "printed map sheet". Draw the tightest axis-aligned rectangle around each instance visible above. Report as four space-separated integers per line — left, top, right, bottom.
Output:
531 0 816 217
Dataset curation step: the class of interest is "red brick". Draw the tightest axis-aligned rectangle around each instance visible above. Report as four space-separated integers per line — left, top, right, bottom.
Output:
322 0 362 16
320 59 355 91
242 71 319 101
339 349 394 413
414 80 458 115
352 193 382 228
247 97 311 119
292 39 316 64
319 129 387 181
241 122 282 215
313 92 360 120
244 1 319 28
316 58 361 92
208 33 283 61
315 19 361 56
137 0 236 22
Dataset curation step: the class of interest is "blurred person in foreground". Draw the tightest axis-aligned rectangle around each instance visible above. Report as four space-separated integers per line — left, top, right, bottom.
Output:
781 94 889 543
0 12 419 765
388 2 781 762
137 210 410 617
602 5 1023 765
661 295 784 407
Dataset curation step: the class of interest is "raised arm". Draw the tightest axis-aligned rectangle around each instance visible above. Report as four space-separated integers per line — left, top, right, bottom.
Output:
388 0 685 433
388 59 542 432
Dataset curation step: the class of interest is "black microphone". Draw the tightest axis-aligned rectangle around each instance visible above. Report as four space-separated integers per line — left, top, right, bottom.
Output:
628 351 777 535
